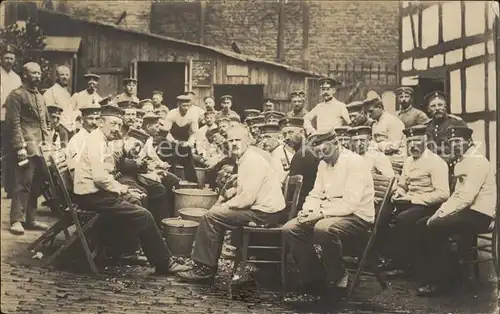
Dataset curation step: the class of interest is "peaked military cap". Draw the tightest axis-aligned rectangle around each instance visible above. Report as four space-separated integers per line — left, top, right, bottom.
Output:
290 90 306 99
127 128 149 144
204 107 216 115
334 126 351 138
246 116 265 127
101 105 124 118
362 97 383 108
220 95 233 101
278 117 304 129
307 130 338 147
139 98 152 107
263 98 275 103
346 100 364 113
136 109 145 118
447 125 473 140
143 112 160 121
424 91 446 106
264 110 285 120
395 86 414 95
47 104 64 113
205 127 220 139
319 77 341 88
244 109 261 118
79 104 101 116
99 96 113 106
117 100 137 109
348 126 372 138
259 123 281 134
83 73 100 80
152 90 163 96
403 125 428 138
123 77 137 84
2 44 18 55
176 94 191 102
154 106 169 114
203 96 215 101
184 91 196 96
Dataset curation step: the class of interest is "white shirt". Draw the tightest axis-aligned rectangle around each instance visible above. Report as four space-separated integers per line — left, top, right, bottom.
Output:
44 83 77 131
164 108 199 142
303 97 351 134
66 128 91 170
303 149 375 223
371 111 405 153
0 66 22 121
361 150 395 178
188 105 205 124
397 149 450 206
439 146 497 218
224 146 286 213
270 144 295 184
193 123 217 152
70 89 102 112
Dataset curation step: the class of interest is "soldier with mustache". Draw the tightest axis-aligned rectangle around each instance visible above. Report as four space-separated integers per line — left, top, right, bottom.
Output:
396 86 429 128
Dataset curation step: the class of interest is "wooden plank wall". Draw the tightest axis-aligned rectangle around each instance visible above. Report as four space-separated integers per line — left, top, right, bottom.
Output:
36 10 309 112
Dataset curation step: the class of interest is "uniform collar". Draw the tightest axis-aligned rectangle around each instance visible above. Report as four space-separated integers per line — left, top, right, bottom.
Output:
399 105 413 114
22 83 39 93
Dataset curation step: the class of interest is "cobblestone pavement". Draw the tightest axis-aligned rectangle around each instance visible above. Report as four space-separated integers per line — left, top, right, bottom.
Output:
1 192 497 314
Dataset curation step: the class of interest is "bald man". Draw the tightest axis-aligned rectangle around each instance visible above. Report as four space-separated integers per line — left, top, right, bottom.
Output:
5 62 50 235
44 66 76 136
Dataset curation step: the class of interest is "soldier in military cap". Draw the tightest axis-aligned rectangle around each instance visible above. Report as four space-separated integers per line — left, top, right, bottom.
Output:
424 91 467 164
115 77 140 104
304 77 351 135
260 122 294 184
117 100 139 137
263 98 275 112
192 108 218 156
216 95 240 122
203 96 216 111
264 110 285 125
414 125 496 297
363 97 405 155
396 86 429 128
287 91 309 118
46 104 69 149
348 126 394 177
390 124 450 278
334 126 351 149
70 73 102 111
244 109 261 121
245 115 265 145
139 99 155 114
282 128 374 300
346 100 372 127
279 117 320 209
134 109 145 129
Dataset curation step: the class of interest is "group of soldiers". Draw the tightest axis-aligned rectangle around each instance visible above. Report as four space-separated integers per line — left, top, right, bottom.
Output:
0 43 496 302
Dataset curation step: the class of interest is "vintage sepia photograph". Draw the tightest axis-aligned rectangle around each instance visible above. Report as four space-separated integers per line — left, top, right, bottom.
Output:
0 1 499 313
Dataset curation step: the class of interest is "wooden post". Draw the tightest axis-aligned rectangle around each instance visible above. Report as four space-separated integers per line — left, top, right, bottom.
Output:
301 0 310 70
276 0 286 63
199 1 207 45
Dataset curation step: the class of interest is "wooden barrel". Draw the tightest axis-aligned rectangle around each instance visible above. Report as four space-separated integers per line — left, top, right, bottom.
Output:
161 218 199 257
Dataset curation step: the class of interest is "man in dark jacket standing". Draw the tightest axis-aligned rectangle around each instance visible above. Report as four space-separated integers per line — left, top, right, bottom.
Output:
5 62 50 235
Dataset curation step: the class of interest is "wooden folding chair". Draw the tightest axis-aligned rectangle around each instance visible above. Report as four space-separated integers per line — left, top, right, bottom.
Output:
347 174 396 298
28 149 101 274
230 175 303 300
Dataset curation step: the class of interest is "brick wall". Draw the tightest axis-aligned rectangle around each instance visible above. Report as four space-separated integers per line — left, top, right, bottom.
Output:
49 0 400 73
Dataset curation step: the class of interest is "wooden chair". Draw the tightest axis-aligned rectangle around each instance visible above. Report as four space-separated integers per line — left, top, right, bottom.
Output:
28 150 101 274
391 159 404 176
230 175 303 299
347 174 396 298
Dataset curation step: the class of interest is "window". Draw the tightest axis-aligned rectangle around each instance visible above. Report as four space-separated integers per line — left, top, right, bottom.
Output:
465 63 485 113
442 1 462 42
488 61 496 111
465 1 486 36
422 5 439 48
449 69 462 114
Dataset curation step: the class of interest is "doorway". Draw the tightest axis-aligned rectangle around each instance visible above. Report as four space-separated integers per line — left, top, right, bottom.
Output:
137 62 185 109
416 77 445 112
213 84 264 117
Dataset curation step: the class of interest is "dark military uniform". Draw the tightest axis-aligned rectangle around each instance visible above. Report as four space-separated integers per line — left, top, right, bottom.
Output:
288 144 320 210
425 114 467 163
397 106 430 128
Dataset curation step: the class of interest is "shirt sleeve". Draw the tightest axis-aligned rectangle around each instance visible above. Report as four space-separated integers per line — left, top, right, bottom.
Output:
416 110 430 125
224 155 266 209
439 158 489 215
302 162 325 212
303 106 317 134
319 158 367 217
5 92 25 151
376 118 405 152
340 103 352 125
87 142 124 194
270 149 288 184
413 157 450 205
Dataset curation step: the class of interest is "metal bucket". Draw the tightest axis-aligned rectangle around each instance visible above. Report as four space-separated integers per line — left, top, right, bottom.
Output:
161 218 199 257
179 180 199 189
173 188 218 217
173 166 208 186
179 207 208 223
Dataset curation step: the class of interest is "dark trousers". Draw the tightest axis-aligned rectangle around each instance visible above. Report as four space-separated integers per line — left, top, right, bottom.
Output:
191 205 285 268
10 156 45 224
73 190 171 267
282 214 370 285
170 144 198 184
415 209 492 286
393 203 441 268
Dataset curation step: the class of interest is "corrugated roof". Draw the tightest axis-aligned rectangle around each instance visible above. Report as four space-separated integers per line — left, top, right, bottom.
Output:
37 8 322 77
43 36 81 53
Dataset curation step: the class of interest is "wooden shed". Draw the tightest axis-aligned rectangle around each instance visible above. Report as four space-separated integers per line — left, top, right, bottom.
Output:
398 1 498 171
31 8 321 116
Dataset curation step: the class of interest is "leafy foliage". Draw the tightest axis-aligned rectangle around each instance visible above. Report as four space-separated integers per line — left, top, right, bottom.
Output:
0 18 51 88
